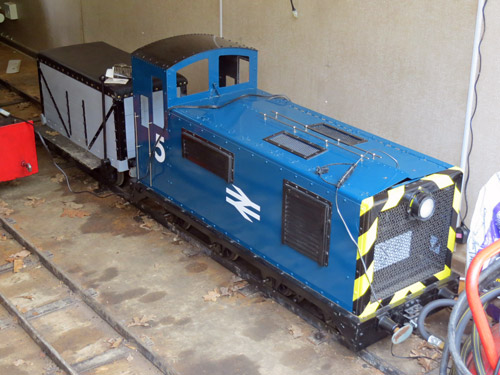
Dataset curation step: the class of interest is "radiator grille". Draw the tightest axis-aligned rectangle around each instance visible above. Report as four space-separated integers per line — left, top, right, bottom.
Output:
265 131 325 159
282 181 331 266
181 129 234 182
371 186 454 301
309 123 366 146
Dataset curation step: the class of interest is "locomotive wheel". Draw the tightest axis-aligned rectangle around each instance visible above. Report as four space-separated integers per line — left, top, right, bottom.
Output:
106 171 125 186
114 171 126 186
222 248 239 261
100 162 126 187
278 284 294 297
210 243 224 256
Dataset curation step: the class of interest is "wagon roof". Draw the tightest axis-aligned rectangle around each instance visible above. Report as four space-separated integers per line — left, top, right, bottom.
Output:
132 34 254 69
38 42 134 98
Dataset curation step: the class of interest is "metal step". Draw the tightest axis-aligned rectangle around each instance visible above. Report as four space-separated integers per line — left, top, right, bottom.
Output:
38 124 101 170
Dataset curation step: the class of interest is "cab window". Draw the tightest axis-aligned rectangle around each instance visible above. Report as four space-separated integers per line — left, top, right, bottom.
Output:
219 55 250 87
176 59 209 98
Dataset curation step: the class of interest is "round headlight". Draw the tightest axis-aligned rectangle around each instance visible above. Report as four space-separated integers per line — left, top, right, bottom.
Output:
409 192 435 221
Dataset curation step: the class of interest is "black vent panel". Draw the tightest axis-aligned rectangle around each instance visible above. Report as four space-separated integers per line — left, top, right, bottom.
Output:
309 123 366 146
181 129 234 183
371 186 455 301
265 131 325 159
282 180 332 266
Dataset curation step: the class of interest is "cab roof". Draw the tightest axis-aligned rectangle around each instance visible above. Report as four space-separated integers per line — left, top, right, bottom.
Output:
132 34 255 69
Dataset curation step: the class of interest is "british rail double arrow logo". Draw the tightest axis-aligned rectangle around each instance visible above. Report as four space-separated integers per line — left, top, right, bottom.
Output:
226 185 261 223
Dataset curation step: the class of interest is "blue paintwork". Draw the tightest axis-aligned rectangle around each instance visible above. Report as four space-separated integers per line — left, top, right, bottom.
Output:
132 42 452 313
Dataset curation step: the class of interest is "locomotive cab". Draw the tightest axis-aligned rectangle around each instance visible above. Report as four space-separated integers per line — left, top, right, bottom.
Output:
131 34 258 185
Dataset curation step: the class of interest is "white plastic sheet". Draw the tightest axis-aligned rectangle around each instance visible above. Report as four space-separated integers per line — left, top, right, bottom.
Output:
467 172 500 270
467 172 500 268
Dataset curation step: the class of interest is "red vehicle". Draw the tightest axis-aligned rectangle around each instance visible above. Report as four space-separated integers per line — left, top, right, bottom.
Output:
0 119 38 182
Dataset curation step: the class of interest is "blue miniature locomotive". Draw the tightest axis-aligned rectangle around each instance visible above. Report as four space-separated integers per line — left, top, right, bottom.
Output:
38 34 462 350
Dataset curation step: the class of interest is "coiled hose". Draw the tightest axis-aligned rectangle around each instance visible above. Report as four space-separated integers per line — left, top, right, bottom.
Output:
440 256 500 375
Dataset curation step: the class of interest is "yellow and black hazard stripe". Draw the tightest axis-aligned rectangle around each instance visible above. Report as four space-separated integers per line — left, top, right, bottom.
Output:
352 167 462 320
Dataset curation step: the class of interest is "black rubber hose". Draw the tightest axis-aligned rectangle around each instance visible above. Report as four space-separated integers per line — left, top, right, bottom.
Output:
418 298 456 343
440 340 451 374
443 258 500 375
441 258 500 374
473 321 487 375
452 288 500 375
440 288 500 375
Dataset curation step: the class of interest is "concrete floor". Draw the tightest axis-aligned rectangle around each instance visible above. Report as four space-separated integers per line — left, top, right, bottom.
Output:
0 41 452 375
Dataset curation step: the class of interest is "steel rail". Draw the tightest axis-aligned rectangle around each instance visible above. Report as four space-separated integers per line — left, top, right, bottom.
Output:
0 289 79 375
0 216 177 375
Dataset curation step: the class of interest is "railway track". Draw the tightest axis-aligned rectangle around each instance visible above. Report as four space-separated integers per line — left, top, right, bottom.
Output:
0 217 175 375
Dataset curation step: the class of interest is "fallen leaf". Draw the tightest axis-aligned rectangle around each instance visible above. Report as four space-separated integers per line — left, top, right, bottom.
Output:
108 337 123 349
231 280 248 293
45 130 59 136
24 196 45 208
139 217 162 231
417 357 433 372
14 259 24 273
407 341 441 373
18 102 31 110
63 201 83 209
288 324 303 339
203 289 221 302
126 354 133 362
82 178 99 191
230 275 244 283
172 237 183 245
20 306 28 314
6 250 30 263
14 250 30 258
0 200 14 216
50 174 65 183
13 359 25 366
60 208 90 218
127 315 155 327
125 343 137 350
55 236 65 241
86 182 99 191
114 200 130 209
19 295 34 300
221 279 248 298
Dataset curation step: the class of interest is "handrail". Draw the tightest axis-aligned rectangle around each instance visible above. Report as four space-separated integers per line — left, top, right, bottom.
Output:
261 111 372 160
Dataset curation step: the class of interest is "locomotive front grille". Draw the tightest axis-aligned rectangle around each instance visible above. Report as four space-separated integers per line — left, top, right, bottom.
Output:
353 168 462 318
371 186 454 301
